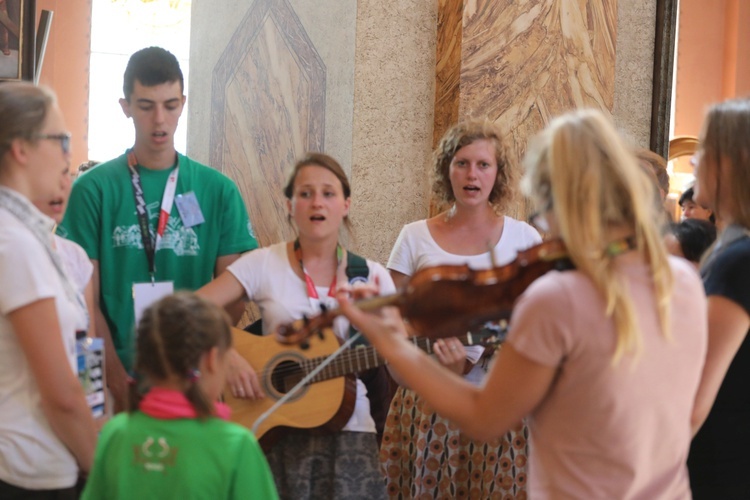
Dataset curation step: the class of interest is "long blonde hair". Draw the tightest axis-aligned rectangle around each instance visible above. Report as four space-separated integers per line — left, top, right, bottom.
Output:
523 109 672 363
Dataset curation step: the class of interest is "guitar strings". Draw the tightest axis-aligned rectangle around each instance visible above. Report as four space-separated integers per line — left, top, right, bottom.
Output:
252 347 385 381
247 333 502 383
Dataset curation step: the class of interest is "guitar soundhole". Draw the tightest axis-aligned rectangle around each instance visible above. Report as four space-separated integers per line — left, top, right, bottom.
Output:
270 360 305 394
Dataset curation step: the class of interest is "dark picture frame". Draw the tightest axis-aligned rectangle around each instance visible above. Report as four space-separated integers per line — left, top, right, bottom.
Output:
0 0 35 81
650 0 679 159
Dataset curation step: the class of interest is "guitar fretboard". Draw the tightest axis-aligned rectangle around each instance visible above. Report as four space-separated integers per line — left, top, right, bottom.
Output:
302 332 499 383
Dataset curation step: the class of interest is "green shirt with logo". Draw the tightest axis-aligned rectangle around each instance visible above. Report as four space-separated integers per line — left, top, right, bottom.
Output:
59 153 258 369
81 412 278 499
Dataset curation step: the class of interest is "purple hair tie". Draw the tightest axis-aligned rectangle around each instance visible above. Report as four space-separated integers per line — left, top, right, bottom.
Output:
187 369 201 382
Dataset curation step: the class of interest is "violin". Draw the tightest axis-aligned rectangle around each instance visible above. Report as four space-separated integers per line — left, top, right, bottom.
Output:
276 239 572 345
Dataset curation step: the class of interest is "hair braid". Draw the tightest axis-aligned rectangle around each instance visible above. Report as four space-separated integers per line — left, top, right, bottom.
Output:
130 293 232 418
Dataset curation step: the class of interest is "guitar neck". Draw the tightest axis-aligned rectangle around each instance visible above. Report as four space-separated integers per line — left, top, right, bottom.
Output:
308 332 493 383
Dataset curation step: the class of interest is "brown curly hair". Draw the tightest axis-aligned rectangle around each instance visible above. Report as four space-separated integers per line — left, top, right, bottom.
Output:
432 120 516 213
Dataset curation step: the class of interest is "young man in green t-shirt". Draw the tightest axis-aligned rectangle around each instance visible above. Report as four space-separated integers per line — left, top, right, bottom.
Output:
59 47 258 411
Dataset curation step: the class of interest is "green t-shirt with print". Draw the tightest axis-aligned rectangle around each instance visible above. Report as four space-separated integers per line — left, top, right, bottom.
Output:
59 153 258 370
81 412 278 499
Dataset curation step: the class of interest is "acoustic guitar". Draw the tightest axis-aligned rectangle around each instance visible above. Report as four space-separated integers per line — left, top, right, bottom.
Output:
225 326 503 449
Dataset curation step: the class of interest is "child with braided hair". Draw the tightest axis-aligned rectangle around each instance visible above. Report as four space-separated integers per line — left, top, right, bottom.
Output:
81 292 278 499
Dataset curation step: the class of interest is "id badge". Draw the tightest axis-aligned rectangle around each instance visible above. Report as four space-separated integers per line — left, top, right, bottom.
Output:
174 191 205 228
133 281 174 327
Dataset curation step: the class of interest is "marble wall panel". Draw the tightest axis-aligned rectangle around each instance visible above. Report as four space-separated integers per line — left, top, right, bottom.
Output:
209 0 325 247
190 0 655 264
458 1 617 217
189 0 356 248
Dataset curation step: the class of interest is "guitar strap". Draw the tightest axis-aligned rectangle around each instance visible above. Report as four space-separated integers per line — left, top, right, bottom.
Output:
344 250 370 348
345 251 394 444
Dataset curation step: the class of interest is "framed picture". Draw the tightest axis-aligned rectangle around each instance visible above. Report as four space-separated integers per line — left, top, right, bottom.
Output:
0 0 35 81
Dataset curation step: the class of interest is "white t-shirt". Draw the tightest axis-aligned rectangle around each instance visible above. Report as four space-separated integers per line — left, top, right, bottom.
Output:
228 242 396 433
54 235 93 294
387 216 541 383
0 210 87 489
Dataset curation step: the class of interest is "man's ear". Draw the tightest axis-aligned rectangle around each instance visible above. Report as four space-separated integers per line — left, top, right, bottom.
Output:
119 98 131 118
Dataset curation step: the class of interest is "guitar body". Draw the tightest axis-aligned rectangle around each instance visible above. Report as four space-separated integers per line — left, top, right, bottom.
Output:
226 327 357 450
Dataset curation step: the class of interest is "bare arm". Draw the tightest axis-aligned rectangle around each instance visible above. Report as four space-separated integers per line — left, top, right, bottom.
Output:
198 268 247 309
197 270 264 400
9 299 97 472
338 289 556 441
91 261 128 413
691 295 750 435
215 253 245 324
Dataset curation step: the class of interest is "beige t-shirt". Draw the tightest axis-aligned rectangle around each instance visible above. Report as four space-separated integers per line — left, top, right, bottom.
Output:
508 254 707 499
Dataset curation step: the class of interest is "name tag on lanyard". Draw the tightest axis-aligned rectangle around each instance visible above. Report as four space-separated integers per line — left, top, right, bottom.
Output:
133 281 174 327
127 150 179 327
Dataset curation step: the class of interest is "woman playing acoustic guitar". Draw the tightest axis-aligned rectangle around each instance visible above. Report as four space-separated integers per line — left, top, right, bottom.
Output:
198 153 394 499
339 109 709 499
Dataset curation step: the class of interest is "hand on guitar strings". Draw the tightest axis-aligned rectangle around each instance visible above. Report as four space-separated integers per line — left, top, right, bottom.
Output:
226 348 265 400
433 338 468 375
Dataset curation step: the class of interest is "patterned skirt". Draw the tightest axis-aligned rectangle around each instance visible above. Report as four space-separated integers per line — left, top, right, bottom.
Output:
265 430 387 500
380 387 528 499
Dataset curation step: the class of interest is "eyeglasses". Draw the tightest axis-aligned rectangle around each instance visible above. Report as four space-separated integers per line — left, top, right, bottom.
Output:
35 133 71 155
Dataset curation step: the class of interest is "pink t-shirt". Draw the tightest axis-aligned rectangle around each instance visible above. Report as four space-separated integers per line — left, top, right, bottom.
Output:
508 254 707 499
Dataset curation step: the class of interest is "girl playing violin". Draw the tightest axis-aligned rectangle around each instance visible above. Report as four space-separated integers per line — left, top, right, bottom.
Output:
383 120 540 498
198 153 394 499
339 109 708 499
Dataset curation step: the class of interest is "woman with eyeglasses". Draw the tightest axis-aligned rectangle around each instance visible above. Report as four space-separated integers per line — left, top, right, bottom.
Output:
687 98 750 498
0 82 97 497
339 109 707 499
381 120 540 499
